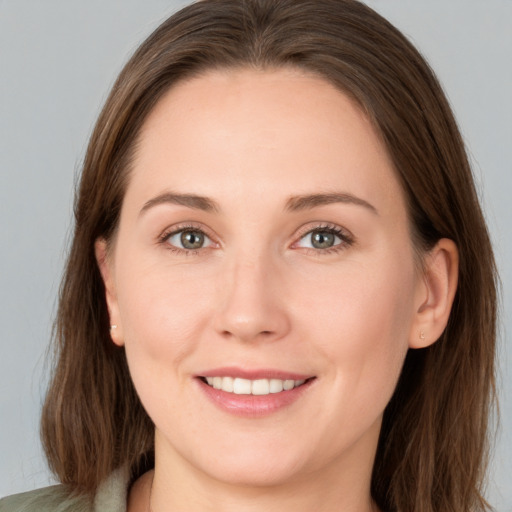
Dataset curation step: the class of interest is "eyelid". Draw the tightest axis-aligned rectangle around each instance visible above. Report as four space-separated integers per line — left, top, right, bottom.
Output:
293 222 354 241
291 222 355 252
156 221 354 255
158 222 219 252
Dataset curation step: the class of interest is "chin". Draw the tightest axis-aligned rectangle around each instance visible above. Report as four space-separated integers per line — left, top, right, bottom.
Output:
177 435 314 488
203 456 307 488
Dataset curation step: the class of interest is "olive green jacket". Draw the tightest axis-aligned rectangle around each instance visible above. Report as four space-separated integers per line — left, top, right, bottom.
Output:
0 468 128 512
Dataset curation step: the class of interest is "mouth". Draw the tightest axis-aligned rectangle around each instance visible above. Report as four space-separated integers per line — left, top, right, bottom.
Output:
196 368 316 416
199 376 313 395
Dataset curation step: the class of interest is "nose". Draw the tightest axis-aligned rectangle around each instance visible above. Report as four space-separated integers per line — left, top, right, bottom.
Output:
213 252 291 343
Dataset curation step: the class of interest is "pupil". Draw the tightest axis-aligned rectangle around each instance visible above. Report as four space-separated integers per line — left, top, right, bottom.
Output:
181 231 204 249
312 231 334 249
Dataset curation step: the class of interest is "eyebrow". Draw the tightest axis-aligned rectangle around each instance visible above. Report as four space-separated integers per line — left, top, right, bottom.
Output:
285 192 378 215
139 190 378 217
140 192 220 216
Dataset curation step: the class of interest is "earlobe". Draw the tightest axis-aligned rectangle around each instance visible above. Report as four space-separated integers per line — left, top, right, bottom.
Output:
94 238 124 347
409 238 459 349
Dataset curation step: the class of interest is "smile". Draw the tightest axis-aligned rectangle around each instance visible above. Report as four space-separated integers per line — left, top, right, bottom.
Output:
202 376 307 395
197 371 316 416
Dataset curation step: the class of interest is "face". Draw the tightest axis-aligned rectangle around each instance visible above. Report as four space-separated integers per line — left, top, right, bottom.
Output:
100 68 427 488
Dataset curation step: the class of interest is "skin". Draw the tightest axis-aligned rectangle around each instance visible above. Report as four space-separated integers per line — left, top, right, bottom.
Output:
96 68 458 512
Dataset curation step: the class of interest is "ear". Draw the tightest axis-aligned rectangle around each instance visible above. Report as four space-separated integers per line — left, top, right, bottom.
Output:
409 238 459 349
95 238 124 346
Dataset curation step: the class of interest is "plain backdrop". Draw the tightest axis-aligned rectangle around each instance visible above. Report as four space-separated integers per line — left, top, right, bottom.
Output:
1 1 511 509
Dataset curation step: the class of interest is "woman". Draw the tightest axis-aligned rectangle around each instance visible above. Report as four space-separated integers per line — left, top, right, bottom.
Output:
0 0 498 511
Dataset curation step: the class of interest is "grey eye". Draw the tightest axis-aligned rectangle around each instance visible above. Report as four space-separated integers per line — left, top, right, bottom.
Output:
310 231 336 249
180 230 205 249
297 229 343 250
166 229 213 250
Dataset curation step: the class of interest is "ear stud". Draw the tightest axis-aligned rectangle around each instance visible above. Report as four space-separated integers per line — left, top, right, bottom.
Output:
110 325 118 331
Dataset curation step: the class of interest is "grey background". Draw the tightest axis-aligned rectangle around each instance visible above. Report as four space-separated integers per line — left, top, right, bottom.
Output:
1 0 510 509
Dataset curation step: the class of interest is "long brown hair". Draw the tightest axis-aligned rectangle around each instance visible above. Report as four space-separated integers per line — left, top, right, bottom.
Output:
41 1 498 510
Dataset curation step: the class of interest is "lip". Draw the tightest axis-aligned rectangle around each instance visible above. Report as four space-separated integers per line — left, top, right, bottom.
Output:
195 367 316 417
198 367 312 381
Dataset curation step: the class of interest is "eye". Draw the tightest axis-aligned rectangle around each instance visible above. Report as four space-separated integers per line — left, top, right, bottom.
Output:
298 230 340 249
295 226 351 252
165 229 214 251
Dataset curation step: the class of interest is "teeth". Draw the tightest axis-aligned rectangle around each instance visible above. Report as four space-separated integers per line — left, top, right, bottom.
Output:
222 376 234 392
269 379 283 393
233 378 252 394
283 379 294 391
251 379 269 395
203 376 307 395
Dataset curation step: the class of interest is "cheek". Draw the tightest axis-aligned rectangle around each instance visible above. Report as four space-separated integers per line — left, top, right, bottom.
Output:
115 263 218 426
297 255 415 397
115 257 216 378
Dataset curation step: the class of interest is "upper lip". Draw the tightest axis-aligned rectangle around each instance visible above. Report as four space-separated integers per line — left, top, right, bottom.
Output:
198 367 314 381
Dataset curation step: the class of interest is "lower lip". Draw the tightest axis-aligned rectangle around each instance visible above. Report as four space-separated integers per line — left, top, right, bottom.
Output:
196 378 315 417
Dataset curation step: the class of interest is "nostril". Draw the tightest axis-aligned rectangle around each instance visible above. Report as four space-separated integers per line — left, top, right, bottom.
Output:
219 329 275 339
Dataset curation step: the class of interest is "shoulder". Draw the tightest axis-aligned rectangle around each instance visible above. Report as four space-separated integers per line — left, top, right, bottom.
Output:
0 485 92 512
0 467 129 512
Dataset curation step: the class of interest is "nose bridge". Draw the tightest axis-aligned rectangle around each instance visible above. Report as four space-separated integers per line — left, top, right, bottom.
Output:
214 245 289 342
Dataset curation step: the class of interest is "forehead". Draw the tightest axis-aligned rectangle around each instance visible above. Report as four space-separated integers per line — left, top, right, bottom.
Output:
126 67 404 215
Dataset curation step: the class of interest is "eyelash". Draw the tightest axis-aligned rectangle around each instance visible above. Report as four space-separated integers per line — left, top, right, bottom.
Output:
158 223 214 256
293 223 354 256
157 222 354 256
